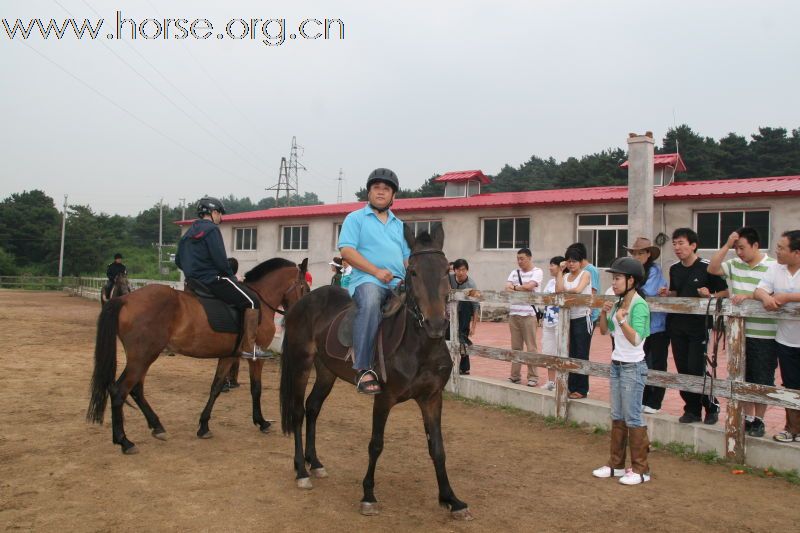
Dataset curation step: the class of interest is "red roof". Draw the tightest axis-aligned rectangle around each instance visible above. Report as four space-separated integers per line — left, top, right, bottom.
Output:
620 153 687 173
434 170 491 184
176 175 800 225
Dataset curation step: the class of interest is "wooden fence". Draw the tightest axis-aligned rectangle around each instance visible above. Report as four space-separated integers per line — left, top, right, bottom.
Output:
447 290 800 463
0 276 181 300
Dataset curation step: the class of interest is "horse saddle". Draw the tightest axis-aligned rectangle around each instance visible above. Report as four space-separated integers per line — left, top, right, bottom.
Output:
184 279 258 334
325 293 407 381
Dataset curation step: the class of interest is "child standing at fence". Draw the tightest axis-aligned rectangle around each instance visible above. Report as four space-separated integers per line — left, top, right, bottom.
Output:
593 257 652 485
556 247 593 399
540 256 565 390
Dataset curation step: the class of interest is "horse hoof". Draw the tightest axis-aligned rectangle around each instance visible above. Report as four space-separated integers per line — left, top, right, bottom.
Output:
198 430 213 439
296 477 313 490
152 430 168 441
360 502 380 516
122 445 139 455
258 422 271 434
310 467 328 478
451 508 473 521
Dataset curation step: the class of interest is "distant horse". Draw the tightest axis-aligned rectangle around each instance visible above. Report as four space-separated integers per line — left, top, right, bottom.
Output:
100 272 131 306
279 226 471 520
87 258 309 454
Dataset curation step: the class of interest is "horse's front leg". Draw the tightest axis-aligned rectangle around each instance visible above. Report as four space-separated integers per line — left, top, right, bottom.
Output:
248 359 271 432
360 395 394 516
197 358 233 438
415 392 471 520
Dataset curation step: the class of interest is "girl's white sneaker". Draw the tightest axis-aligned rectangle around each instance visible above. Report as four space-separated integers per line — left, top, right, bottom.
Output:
619 468 650 485
592 465 626 478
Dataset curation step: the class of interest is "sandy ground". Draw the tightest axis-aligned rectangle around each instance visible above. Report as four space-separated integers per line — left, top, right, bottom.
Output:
1 290 798 533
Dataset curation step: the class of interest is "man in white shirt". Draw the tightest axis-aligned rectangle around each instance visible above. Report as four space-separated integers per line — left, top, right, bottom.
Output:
505 248 543 386
754 230 800 443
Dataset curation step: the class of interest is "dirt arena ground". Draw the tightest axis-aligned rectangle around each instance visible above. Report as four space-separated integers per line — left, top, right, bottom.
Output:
1 290 798 532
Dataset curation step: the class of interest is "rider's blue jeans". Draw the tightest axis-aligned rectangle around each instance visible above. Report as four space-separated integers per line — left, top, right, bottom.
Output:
352 282 391 371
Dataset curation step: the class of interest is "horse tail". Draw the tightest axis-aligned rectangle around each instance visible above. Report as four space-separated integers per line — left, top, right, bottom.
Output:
87 298 123 424
279 332 296 435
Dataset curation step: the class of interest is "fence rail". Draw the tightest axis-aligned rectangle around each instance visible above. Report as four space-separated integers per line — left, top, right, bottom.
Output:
448 290 800 464
0 276 182 299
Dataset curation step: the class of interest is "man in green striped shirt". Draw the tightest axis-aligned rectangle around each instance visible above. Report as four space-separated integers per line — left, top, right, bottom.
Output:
709 226 777 437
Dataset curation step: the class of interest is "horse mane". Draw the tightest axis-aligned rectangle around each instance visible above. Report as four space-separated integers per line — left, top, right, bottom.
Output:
243 258 296 283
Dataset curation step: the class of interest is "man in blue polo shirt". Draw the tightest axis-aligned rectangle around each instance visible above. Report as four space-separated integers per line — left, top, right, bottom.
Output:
338 168 410 394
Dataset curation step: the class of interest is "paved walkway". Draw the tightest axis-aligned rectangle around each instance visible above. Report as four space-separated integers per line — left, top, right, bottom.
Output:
466 322 787 437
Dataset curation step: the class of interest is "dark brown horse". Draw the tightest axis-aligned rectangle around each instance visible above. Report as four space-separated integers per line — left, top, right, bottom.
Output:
100 272 131 306
87 258 308 454
279 226 471 520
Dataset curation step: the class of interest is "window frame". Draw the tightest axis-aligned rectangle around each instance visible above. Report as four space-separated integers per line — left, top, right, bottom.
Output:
694 209 771 250
406 219 442 238
480 216 531 250
233 226 258 252
575 213 628 268
281 224 309 251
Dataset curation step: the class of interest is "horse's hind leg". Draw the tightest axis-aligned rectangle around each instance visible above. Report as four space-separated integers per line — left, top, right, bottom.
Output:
248 359 271 433
304 360 337 477
360 395 395 516
110 361 153 454
197 358 234 438
129 377 167 440
416 393 471 520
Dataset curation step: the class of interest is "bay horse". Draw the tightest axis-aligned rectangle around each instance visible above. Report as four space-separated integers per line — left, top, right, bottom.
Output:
87 258 308 454
279 226 471 520
100 272 131 306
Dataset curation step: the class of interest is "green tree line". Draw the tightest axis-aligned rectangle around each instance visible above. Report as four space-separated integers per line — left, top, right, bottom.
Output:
0 191 321 278
356 125 800 199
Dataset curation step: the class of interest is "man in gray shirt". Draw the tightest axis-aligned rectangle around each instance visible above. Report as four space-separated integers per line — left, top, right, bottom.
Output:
449 258 480 375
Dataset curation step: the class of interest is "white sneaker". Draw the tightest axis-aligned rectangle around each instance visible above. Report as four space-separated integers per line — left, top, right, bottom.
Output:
619 468 650 485
592 465 626 478
642 406 659 414
540 381 555 391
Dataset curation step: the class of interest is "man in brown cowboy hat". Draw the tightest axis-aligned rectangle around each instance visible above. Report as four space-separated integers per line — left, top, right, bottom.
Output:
625 237 669 414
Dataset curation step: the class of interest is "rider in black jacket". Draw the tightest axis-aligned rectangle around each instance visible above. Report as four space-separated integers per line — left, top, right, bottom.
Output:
176 197 267 359
105 253 127 299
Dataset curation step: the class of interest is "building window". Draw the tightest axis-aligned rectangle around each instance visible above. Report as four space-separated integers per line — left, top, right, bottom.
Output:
444 182 466 197
696 210 770 249
482 217 530 249
467 180 481 196
576 213 628 268
234 227 257 251
408 220 442 237
334 223 343 250
282 225 308 251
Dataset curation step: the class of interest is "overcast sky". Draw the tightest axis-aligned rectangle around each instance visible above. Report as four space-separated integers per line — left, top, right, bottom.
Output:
2 0 799 216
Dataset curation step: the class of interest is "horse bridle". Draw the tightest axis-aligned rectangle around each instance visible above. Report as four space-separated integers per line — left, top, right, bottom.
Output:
248 278 307 316
402 249 447 328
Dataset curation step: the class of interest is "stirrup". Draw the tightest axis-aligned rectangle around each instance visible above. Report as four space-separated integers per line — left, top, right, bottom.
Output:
356 369 382 395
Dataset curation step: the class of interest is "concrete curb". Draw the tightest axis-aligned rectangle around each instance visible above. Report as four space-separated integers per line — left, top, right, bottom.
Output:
447 375 800 472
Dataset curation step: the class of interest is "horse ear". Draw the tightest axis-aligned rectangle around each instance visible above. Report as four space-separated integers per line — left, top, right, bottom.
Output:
403 223 416 250
431 223 445 250
299 258 308 273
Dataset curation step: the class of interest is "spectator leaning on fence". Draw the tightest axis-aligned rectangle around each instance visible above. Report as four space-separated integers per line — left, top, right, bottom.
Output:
662 227 728 425
754 229 800 443
540 256 565 391
505 248 543 386
594 257 652 485
567 242 601 327
448 258 479 375
626 237 669 415
708 226 777 438
556 246 593 399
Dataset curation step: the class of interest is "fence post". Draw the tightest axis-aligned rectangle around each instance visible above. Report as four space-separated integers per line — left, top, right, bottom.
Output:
555 293 570 420
448 297 460 393
725 316 746 463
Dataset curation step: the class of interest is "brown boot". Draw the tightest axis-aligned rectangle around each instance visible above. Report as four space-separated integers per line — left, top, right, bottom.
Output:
592 419 627 478
620 426 650 485
239 308 268 359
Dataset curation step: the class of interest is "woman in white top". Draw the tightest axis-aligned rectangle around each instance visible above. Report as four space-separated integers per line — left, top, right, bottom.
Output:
593 257 652 485
540 256 565 391
555 247 593 399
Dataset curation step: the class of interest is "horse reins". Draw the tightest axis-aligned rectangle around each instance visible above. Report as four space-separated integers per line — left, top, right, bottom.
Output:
248 278 306 316
402 249 447 328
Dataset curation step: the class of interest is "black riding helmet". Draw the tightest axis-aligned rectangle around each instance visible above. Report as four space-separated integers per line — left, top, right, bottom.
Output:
197 197 226 217
607 257 645 285
366 168 399 193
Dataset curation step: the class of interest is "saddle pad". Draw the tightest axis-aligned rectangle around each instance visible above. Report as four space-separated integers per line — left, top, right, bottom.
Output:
325 305 407 364
197 297 240 334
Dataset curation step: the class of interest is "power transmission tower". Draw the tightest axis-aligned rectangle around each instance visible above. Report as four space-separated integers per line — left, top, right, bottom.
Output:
287 136 306 201
266 157 294 206
337 168 344 203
